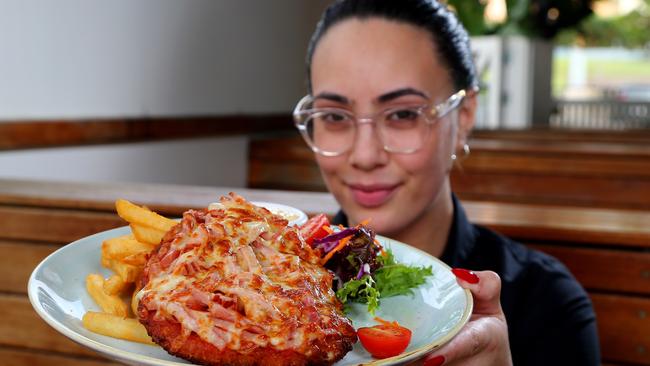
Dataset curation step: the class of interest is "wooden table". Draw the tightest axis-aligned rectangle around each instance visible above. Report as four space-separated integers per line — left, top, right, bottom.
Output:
1 179 648 365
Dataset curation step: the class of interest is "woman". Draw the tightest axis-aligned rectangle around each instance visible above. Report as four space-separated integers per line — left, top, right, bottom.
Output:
293 0 600 365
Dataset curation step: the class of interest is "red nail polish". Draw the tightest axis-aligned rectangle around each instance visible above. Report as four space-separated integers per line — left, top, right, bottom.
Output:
424 355 445 366
452 268 479 284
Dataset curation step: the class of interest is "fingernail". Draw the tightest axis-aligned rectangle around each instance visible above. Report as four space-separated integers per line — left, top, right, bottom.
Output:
424 355 445 366
452 268 479 284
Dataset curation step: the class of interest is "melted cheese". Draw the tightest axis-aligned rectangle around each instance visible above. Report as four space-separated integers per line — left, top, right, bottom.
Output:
140 193 346 358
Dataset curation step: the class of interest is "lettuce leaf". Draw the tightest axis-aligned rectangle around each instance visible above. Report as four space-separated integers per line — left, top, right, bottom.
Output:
336 274 380 314
374 259 433 298
335 249 433 314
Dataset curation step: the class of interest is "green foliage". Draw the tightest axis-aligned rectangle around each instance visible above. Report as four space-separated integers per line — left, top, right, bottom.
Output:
445 0 594 39
556 0 650 47
446 0 489 35
506 0 593 38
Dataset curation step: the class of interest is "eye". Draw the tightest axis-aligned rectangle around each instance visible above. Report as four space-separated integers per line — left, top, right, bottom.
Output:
383 108 422 130
322 112 347 123
386 108 420 121
312 110 352 132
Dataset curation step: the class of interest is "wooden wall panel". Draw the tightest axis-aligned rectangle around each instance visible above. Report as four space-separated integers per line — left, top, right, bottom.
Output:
451 172 650 210
593 294 650 365
529 244 650 296
0 206 124 244
0 348 118 366
0 115 293 151
0 241 59 294
248 160 324 192
0 295 99 358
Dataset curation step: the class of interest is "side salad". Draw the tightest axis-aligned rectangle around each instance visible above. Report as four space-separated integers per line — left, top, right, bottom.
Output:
299 214 433 314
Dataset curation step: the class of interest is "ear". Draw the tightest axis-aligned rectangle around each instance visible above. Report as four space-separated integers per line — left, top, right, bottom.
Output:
455 91 477 151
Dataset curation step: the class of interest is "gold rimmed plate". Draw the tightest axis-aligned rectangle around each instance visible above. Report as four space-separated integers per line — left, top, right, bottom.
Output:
28 226 472 366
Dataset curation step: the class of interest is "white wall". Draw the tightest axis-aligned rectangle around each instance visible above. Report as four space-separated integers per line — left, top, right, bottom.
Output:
0 0 329 118
0 137 248 186
0 0 330 187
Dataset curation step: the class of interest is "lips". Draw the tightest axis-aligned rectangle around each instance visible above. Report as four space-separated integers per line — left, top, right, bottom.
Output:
348 183 399 207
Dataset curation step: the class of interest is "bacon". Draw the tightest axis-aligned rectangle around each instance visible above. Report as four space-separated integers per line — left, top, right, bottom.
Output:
235 245 262 274
158 248 180 269
138 193 356 365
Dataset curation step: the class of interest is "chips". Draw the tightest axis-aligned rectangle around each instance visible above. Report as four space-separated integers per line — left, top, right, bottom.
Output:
130 223 167 246
86 273 129 317
115 199 176 232
83 312 155 345
82 199 177 345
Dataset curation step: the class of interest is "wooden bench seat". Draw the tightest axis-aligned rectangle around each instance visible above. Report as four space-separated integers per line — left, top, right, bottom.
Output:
1 179 648 365
249 130 650 210
451 130 650 210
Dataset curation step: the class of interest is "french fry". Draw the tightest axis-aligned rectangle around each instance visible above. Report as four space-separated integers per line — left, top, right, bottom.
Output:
131 283 142 316
130 223 167 246
108 259 141 283
103 274 129 296
86 274 128 317
84 198 176 346
102 234 155 260
101 252 111 269
115 199 176 232
82 311 155 345
121 252 149 266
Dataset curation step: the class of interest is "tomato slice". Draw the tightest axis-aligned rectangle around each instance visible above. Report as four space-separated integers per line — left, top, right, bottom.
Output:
299 213 330 246
357 324 412 359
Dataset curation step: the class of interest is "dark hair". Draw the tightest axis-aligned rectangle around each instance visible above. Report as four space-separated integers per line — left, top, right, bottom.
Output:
306 0 477 93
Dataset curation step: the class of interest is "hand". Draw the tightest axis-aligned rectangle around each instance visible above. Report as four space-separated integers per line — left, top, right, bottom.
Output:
422 269 512 366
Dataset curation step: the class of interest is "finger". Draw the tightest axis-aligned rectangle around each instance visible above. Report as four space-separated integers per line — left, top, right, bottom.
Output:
452 269 502 315
424 317 502 365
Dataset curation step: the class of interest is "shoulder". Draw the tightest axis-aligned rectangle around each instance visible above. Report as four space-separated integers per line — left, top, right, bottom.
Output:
469 224 595 320
471 225 600 364
472 224 572 283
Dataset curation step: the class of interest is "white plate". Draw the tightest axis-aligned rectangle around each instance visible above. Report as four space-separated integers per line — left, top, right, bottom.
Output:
28 227 472 366
208 201 308 226
251 201 308 226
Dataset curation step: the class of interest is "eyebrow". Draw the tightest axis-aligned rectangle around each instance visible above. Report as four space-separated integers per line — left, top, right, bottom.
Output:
313 92 350 105
312 87 429 106
377 88 429 103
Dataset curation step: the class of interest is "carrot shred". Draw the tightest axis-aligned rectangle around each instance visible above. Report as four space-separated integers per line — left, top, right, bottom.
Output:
319 218 371 265
373 238 385 251
374 316 401 328
323 225 334 234
320 235 352 265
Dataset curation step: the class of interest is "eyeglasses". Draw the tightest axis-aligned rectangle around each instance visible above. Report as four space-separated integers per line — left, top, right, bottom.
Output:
293 89 466 156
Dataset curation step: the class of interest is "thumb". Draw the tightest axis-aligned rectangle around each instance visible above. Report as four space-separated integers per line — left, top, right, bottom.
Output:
451 269 502 316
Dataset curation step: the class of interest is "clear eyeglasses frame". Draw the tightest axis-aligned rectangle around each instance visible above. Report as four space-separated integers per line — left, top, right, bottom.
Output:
293 89 467 157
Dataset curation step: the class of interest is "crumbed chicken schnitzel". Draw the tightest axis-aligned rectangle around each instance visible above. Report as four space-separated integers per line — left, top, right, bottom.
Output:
137 193 356 366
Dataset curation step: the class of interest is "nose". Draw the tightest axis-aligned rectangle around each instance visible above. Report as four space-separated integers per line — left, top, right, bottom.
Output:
347 119 389 170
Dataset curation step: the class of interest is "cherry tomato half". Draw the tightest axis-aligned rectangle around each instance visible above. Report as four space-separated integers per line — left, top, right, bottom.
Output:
357 324 412 359
299 213 330 246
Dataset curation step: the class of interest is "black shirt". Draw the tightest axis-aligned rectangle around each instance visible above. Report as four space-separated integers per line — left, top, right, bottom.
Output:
332 195 600 365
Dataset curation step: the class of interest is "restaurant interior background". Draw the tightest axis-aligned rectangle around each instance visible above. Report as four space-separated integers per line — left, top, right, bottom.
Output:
0 0 648 186
0 0 649 365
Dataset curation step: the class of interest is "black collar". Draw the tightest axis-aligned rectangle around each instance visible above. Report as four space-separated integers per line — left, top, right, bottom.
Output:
440 194 477 267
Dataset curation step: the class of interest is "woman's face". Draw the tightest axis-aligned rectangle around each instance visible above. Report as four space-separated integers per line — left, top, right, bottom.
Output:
310 18 475 236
